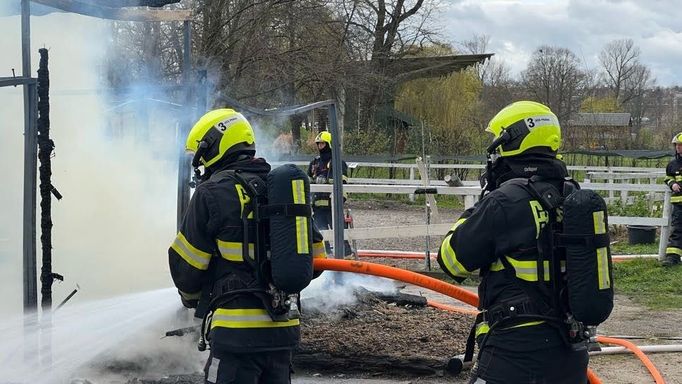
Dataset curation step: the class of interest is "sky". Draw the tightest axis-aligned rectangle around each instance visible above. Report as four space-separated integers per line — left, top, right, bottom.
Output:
438 0 682 86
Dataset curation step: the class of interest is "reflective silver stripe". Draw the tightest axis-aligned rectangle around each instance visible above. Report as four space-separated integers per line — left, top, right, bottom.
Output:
292 179 309 253
171 232 211 270
473 378 487 384
217 240 254 262
207 357 219 383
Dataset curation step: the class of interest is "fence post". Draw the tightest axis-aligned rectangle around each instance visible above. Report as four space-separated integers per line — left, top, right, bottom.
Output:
658 190 672 261
409 166 415 202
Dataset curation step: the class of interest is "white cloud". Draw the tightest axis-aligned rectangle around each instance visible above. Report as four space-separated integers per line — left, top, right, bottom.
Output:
439 0 682 85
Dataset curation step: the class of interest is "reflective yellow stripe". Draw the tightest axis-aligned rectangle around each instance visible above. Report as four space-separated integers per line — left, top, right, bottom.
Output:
593 211 611 289
672 195 682 203
475 320 545 338
490 257 558 280
439 219 469 278
490 259 504 271
292 179 309 254
475 321 490 337
666 247 682 257
664 176 675 183
312 242 326 259
171 232 211 270
216 240 254 262
503 256 550 282
179 290 201 300
675 175 682 182
449 218 466 231
313 199 330 207
505 320 545 330
211 308 300 329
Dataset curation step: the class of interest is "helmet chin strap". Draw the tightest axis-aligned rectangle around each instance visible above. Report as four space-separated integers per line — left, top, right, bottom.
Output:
191 141 209 184
481 130 512 197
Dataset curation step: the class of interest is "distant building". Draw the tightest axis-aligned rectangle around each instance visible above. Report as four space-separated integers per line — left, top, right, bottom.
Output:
565 112 632 149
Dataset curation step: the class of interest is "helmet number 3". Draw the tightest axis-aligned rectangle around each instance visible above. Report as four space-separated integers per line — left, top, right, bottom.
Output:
216 116 240 132
526 118 535 128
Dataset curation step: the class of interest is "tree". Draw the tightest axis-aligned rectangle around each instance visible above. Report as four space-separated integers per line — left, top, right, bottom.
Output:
520 46 587 120
598 39 652 106
461 34 514 137
395 63 482 157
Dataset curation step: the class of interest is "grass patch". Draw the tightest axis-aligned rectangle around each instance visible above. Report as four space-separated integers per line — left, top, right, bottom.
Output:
613 258 682 310
610 241 658 255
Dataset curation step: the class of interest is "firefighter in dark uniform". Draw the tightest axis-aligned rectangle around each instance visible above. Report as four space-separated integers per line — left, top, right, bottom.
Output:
308 131 354 257
438 101 589 384
662 132 682 267
169 109 326 384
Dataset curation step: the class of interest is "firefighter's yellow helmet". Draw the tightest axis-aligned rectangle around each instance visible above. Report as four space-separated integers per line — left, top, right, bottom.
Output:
315 131 332 146
185 109 255 169
486 101 561 157
671 132 682 144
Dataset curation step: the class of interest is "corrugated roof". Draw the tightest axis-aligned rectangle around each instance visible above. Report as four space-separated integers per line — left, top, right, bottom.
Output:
569 113 632 127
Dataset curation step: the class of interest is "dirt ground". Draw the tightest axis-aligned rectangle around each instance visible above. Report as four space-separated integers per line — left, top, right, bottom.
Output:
102 199 682 384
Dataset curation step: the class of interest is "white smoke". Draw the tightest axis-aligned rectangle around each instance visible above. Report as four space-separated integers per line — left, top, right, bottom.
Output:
0 10 197 382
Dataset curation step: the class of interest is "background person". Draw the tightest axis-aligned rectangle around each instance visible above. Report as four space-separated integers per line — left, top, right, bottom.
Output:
308 130 354 258
662 132 682 267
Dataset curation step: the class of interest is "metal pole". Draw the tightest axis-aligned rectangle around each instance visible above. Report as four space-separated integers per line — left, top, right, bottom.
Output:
176 20 192 230
22 0 38 313
328 103 345 260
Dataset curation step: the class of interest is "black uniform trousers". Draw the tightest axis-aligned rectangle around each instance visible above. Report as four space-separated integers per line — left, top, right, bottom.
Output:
204 349 292 384
666 204 682 257
468 344 588 384
312 207 353 257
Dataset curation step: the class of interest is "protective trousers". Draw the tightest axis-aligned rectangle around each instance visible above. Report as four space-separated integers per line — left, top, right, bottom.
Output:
665 204 682 259
312 207 353 257
468 344 589 384
204 349 292 384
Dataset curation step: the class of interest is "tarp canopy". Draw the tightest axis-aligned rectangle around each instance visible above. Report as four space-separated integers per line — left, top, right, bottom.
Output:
278 150 672 164
563 149 672 159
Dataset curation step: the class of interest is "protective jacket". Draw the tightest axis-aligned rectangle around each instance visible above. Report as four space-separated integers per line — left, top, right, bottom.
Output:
664 155 682 204
169 157 326 353
307 151 348 208
438 158 572 352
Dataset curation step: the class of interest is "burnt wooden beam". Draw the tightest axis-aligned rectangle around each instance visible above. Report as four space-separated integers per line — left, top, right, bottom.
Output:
31 0 191 21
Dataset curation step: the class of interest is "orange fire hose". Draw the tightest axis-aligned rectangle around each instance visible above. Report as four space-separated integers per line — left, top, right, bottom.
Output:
314 258 479 307
313 258 603 383
358 249 641 263
586 369 602 384
426 299 479 316
596 336 666 383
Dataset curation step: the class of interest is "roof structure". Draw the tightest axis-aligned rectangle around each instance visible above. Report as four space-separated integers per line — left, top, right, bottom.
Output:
569 112 632 127
22 0 190 21
385 54 493 83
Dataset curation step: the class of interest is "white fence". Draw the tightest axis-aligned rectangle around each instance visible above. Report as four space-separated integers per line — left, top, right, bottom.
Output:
304 160 672 259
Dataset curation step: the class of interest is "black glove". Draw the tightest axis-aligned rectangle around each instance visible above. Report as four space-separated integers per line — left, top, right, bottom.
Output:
179 290 198 309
